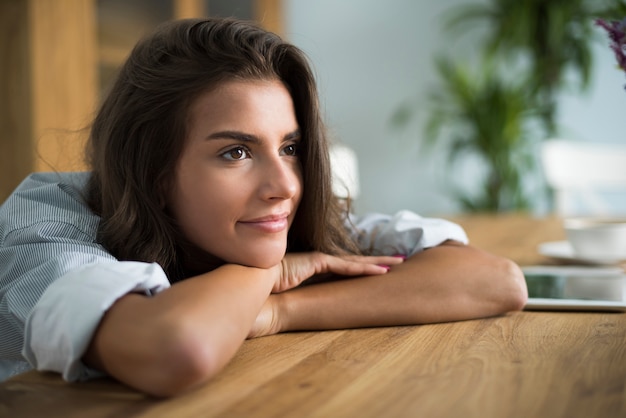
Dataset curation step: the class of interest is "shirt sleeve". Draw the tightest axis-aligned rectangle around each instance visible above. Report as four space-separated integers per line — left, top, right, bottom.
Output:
23 261 169 381
345 210 469 256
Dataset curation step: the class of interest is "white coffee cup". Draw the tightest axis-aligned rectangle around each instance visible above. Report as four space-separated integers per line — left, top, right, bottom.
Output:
564 218 626 261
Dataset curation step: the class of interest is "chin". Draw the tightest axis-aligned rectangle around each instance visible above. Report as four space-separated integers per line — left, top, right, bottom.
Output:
229 244 286 269
243 253 284 269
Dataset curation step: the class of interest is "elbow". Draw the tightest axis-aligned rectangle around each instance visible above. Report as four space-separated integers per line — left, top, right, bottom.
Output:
157 346 219 398
140 322 224 398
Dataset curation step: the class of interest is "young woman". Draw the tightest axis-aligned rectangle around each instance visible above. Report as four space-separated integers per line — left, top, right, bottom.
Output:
0 18 527 397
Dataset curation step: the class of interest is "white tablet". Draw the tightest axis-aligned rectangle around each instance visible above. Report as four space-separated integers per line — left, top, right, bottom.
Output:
522 265 626 312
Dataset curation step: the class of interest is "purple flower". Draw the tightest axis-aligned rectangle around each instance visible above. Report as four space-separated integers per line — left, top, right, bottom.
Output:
596 18 626 73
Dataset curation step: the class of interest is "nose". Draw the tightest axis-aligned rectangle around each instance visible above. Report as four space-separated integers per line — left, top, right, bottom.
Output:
258 156 302 201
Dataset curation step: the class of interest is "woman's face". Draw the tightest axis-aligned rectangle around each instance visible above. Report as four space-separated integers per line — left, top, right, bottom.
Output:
168 79 303 268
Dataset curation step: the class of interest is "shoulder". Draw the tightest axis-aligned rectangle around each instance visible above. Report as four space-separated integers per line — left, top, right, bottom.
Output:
7 171 90 201
1 172 98 239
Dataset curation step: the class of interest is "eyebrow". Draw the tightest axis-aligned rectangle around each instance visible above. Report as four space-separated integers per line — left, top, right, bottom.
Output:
206 129 301 143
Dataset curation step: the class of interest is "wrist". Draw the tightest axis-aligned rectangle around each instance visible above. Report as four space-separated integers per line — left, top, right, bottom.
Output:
271 292 289 333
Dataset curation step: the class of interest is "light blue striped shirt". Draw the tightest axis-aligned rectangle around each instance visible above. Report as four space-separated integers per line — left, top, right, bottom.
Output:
0 172 467 383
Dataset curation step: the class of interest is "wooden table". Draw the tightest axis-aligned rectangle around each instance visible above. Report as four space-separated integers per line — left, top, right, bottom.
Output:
1 214 625 418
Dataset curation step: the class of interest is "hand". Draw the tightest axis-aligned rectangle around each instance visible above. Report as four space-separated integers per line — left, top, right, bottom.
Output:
249 253 405 338
273 252 404 293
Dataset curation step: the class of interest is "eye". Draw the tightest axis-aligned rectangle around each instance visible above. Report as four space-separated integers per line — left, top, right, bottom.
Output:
281 143 299 157
221 146 250 161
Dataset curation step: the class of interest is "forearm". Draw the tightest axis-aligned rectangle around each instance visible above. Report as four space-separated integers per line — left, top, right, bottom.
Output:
276 243 527 331
85 264 276 396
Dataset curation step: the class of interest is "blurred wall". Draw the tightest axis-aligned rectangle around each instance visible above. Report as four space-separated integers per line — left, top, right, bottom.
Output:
284 0 626 216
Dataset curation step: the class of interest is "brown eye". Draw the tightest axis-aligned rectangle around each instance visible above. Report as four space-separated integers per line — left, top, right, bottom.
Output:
222 147 249 161
281 143 298 157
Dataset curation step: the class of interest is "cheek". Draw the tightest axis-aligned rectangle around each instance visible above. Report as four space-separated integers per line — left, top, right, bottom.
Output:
168 172 210 230
170 171 247 235
169 187 226 253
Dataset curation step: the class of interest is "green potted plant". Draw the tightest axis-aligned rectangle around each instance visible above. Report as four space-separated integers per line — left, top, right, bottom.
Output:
419 58 544 212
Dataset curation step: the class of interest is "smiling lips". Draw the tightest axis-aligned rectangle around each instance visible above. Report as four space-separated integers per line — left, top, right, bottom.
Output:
238 213 289 233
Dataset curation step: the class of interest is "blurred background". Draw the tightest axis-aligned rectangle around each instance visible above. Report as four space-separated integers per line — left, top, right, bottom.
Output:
1 0 625 216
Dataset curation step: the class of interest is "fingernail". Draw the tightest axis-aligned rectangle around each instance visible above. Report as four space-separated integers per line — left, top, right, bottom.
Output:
392 254 406 260
377 264 391 271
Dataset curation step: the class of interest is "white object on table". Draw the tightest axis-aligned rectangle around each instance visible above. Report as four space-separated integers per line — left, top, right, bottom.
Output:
329 143 360 200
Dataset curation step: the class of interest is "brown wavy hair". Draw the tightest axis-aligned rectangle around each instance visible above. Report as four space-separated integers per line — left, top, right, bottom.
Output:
86 18 359 282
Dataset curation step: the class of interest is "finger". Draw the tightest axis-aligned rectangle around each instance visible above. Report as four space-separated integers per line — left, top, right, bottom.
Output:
342 254 406 266
324 256 390 276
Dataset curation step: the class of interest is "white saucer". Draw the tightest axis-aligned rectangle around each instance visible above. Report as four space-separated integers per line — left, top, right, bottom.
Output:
538 241 623 265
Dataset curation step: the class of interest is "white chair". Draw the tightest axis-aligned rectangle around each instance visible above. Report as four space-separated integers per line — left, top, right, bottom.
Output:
541 139 626 217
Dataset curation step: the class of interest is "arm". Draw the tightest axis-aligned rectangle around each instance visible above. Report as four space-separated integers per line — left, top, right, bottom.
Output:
262 242 527 333
83 254 399 397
